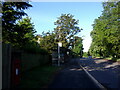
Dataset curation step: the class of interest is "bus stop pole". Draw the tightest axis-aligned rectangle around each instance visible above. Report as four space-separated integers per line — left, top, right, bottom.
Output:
58 44 60 66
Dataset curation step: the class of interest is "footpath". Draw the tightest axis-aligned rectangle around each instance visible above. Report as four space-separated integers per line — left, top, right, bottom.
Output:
78 58 120 89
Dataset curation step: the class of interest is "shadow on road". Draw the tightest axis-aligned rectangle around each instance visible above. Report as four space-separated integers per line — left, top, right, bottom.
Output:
79 58 120 89
48 59 102 89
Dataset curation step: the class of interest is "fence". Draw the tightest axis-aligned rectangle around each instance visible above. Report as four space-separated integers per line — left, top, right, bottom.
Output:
2 44 50 89
2 44 12 89
21 52 49 72
0 43 1 90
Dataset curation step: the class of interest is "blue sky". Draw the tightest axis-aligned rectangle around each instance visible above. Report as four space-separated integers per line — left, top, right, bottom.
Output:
25 2 103 52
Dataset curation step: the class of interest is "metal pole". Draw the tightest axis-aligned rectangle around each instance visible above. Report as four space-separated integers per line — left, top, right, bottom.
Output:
58 28 61 66
58 44 60 66
0 42 2 90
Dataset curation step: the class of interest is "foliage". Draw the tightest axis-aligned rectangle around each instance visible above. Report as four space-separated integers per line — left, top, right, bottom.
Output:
83 52 88 58
2 2 48 55
39 14 83 55
14 17 37 48
72 36 83 57
89 1 120 59
2 2 32 45
39 31 58 53
23 41 48 54
54 14 83 49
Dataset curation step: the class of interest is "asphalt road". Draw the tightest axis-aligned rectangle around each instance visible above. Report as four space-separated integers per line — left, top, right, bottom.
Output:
48 58 101 89
79 57 120 89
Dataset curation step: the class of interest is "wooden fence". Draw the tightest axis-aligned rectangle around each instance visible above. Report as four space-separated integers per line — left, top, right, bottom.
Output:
2 44 50 89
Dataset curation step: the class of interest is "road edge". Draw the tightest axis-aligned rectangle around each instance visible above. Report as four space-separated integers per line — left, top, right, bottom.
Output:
79 64 107 90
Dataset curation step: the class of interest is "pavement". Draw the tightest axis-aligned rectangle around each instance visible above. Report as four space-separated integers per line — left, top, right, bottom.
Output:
48 58 103 89
78 57 120 90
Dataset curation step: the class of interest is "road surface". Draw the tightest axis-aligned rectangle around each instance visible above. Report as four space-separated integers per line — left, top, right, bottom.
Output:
79 57 120 89
48 58 102 89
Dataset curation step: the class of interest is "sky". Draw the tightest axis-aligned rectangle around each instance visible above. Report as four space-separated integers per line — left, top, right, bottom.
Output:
25 2 103 52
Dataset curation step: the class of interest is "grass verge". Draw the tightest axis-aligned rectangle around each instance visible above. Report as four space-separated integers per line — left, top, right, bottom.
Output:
19 65 62 88
103 57 120 62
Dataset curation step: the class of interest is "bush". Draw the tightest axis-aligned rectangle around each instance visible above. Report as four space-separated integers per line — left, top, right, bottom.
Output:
23 41 48 55
112 57 117 62
83 52 88 57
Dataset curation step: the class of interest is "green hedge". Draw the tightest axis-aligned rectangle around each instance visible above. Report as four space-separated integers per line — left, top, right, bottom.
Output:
21 52 50 72
23 41 48 55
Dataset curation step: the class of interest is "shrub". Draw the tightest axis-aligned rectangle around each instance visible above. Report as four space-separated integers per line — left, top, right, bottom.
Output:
112 57 117 62
23 41 48 55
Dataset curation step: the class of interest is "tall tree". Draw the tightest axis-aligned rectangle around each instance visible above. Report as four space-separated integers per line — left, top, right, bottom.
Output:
2 2 32 44
89 1 120 58
14 17 36 48
54 14 82 49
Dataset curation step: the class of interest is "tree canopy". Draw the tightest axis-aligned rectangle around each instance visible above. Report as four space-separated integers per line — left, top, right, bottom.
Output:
2 2 84 56
38 14 84 56
15 17 37 48
54 14 83 49
2 2 32 45
2 2 48 54
39 31 57 53
89 1 120 59
72 36 83 57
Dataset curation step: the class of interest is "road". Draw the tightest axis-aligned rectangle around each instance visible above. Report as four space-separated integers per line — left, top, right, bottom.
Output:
48 58 102 89
79 57 120 89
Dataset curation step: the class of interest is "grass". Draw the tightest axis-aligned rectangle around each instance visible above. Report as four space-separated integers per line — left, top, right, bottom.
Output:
20 65 62 88
104 57 112 60
102 57 120 62
91 56 120 62
116 58 120 62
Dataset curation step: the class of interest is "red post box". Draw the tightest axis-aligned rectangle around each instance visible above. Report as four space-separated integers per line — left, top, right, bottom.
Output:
11 51 21 88
12 59 20 86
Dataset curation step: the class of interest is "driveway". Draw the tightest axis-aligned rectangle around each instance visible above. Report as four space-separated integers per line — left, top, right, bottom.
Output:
48 58 101 89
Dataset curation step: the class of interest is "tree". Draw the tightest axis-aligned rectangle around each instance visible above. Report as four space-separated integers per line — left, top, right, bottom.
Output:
39 31 58 53
54 14 82 49
14 17 37 48
72 36 83 57
38 14 83 54
2 2 32 44
89 1 120 59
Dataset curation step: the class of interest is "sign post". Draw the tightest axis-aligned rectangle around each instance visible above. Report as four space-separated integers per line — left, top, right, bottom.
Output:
58 42 62 66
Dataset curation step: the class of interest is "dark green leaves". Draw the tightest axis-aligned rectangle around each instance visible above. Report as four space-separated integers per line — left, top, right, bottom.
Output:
89 1 120 58
54 14 82 49
2 2 32 44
